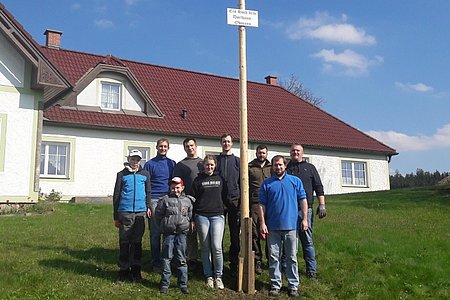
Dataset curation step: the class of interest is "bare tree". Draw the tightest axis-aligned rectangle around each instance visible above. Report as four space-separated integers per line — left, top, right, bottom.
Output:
280 74 324 107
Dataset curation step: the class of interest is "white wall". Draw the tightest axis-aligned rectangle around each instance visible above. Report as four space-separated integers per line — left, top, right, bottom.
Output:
0 41 38 201
39 126 391 199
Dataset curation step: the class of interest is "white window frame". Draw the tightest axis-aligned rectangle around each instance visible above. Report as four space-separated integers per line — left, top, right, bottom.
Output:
40 142 70 178
100 81 121 110
124 142 154 168
341 160 368 187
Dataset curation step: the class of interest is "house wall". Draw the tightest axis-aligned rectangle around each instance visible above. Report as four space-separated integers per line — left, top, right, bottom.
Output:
0 33 39 202
40 125 391 201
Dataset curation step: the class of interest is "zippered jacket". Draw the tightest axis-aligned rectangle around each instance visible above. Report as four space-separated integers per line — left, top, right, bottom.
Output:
248 158 272 204
154 194 194 234
113 166 151 220
287 160 324 208
216 154 240 207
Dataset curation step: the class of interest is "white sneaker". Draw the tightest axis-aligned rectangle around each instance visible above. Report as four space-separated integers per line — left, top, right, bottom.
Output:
215 277 224 290
206 277 214 288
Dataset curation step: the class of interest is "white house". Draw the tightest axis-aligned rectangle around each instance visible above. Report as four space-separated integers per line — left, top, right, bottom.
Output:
0 4 397 203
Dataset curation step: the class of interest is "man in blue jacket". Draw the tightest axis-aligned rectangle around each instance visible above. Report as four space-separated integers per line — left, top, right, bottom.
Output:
144 138 176 271
113 149 151 283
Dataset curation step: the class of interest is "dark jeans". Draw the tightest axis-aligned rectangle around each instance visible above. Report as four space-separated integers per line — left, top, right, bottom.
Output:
160 233 188 289
117 211 146 270
227 203 240 268
250 203 263 262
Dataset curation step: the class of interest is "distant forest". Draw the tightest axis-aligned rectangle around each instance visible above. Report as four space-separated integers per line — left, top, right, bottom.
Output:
390 169 450 189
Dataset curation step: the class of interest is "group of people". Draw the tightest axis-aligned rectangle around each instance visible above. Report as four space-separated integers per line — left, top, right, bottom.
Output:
112 134 327 297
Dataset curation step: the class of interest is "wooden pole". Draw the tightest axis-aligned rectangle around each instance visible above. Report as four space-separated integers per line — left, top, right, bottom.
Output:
237 0 254 294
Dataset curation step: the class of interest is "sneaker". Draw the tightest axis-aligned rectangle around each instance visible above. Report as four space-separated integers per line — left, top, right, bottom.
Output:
306 271 317 281
255 261 263 275
160 287 168 294
288 289 299 297
206 277 214 288
180 287 189 294
269 288 280 297
215 277 224 290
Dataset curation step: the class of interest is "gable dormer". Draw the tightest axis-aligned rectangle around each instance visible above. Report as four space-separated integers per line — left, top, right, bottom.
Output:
49 57 164 118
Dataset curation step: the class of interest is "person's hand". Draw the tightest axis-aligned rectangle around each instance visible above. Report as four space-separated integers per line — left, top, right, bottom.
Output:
301 219 308 231
146 208 152 218
114 220 120 228
316 204 326 219
260 223 268 239
190 221 196 233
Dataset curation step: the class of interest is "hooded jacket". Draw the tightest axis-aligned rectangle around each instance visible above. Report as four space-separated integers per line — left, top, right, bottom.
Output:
113 165 151 220
154 193 194 234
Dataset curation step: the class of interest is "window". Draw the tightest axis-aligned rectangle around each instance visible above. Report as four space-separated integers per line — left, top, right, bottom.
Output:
127 146 151 167
101 82 121 109
342 161 367 186
40 142 70 178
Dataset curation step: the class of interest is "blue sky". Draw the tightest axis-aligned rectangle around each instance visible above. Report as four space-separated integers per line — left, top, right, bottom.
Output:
3 0 450 174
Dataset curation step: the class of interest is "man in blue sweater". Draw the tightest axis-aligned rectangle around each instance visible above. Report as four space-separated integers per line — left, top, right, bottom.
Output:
258 155 307 298
144 138 176 271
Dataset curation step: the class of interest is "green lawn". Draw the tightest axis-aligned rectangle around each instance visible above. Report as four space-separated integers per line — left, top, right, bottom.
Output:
1 185 449 299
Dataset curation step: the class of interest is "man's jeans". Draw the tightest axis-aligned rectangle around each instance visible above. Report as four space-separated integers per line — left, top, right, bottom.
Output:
299 207 316 273
268 230 299 290
118 211 146 270
149 199 161 267
195 214 225 278
160 233 188 289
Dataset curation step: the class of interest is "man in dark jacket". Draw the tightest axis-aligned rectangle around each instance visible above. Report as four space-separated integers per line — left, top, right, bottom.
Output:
113 149 151 283
216 133 240 275
248 144 271 274
287 143 327 280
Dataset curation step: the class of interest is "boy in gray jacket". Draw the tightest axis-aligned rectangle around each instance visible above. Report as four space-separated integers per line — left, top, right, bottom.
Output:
154 177 195 294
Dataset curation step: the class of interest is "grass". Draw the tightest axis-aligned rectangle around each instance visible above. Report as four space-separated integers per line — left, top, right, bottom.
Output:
0 185 449 299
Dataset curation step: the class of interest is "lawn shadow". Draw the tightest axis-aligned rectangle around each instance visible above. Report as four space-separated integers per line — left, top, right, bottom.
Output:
38 246 159 289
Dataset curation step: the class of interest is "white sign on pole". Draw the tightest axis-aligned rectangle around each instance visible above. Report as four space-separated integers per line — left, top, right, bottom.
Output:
227 8 258 28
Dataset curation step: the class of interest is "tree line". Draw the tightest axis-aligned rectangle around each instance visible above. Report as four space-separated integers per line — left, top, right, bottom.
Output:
390 169 450 189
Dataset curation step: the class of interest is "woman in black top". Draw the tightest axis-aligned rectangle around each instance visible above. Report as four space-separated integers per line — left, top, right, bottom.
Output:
192 155 227 290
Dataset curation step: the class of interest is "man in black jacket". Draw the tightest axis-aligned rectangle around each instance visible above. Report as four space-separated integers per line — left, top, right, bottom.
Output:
287 143 327 280
216 134 240 276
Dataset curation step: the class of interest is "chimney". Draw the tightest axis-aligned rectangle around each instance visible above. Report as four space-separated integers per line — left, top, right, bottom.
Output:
265 75 278 85
44 29 63 49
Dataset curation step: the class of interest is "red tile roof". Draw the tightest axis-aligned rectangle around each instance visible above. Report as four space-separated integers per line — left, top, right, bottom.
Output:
41 47 396 155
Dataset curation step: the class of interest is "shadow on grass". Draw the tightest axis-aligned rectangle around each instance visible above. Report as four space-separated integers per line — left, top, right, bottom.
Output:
38 246 158 289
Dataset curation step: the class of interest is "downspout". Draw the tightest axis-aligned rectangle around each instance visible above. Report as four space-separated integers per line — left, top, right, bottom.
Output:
33 101 44 195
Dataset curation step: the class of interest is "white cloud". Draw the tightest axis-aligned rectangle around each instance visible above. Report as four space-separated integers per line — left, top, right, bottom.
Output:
287 12 376 45
312 49 383 76
395 82 434 93
94 19 114 29
366 124 450 152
